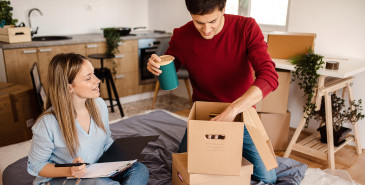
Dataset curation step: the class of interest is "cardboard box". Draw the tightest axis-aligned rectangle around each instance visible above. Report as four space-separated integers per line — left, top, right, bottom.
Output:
188 102 278 175
187 101 244 176
172 153 253 185
267 32 316 59
0 82 38 146
242 107 278 170
259 111 291 151
255 70 291 114
0 26 31 43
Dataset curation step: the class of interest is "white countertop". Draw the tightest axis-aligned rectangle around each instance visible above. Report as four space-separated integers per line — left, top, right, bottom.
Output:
273 58 365 78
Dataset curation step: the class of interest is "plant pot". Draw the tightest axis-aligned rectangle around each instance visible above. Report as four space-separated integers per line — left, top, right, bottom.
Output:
317 126 352 147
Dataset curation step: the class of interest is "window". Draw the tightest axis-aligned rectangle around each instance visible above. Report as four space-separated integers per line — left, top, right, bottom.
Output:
226 0 290 32
225 0 239 15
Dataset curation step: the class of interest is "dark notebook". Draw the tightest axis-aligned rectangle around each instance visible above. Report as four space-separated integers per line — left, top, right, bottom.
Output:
97 135 159 163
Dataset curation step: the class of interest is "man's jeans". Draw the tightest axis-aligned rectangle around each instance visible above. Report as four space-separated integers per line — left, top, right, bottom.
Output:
178 126 277 184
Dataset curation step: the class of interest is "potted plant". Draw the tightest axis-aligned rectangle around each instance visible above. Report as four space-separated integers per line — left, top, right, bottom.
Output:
0 0 18 26
314 94 364 146
291 49 365 146
103 28 121 75
290 48 325 124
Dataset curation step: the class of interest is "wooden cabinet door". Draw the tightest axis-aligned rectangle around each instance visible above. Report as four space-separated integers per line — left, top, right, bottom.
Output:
85 42 107 68
115 40 139 73
114 40 155 96
3 48 38 86
37 44 86 91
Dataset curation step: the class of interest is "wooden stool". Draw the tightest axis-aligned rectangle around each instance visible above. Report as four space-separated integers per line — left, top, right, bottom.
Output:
88 54 124 117
151 68 192 109
284 76 362 169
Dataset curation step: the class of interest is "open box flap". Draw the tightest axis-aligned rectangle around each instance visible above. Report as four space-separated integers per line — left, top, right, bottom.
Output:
242 107 278 170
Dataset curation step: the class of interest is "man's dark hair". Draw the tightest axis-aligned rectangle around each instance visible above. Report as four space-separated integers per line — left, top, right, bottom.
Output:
185 0 226 15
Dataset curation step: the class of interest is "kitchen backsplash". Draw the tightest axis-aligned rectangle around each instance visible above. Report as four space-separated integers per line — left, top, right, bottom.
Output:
10 0 149 36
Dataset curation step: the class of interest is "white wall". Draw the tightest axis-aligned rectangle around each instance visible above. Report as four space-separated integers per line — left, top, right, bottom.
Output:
147 0 191 32
10 0 149 35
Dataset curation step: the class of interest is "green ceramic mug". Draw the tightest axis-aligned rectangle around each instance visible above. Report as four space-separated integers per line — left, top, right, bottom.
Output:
157 55 179 90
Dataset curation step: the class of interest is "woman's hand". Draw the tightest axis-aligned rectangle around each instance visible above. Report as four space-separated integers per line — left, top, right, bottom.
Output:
70 157 87 178
147 54 162 76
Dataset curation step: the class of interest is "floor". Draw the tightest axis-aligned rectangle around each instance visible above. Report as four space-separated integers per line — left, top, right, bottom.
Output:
108 93 192 120
109 95 365 185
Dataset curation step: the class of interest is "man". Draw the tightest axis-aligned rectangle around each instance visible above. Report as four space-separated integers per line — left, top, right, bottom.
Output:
147 0 278 183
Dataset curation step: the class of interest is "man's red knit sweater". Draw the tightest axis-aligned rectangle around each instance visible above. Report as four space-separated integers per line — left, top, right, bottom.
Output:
166 14 278 103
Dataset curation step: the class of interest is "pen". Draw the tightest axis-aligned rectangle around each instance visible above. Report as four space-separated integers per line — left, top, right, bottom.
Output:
55 163 90 167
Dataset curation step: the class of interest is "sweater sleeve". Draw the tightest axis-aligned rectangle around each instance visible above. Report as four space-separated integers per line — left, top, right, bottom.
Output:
246 19 278 98
27 115 55 177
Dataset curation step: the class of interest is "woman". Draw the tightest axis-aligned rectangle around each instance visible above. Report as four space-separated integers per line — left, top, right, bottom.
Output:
27 53 149 185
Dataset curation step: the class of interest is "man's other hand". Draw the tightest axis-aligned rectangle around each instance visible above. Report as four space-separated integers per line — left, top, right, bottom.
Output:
147 54 162 76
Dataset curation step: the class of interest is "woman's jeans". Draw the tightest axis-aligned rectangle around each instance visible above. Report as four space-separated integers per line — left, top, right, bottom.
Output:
178 126 277 184
49 162 149 185
111 162 149 185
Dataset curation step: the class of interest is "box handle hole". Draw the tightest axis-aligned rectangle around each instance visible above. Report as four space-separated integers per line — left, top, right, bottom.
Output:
177 172 183 182
205 134 225 140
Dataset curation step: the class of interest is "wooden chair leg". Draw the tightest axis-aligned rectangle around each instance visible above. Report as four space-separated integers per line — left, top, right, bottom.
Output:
151 81 160 109
184 79 193 105
346 83 362 154
325 92 335 169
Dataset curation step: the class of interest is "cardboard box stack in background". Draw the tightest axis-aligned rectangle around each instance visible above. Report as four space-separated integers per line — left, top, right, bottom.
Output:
171 101 278 185
255 69 292 151
259 111 291 151
0 82 38 147
256 32 316 151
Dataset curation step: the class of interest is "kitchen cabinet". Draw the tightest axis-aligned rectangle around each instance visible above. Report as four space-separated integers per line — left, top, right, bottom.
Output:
114 41 154 96
3 39 154 100
3 48 38 86
37 44 86 91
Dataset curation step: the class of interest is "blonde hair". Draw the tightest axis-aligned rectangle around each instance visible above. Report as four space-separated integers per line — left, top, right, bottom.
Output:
38 53 106 157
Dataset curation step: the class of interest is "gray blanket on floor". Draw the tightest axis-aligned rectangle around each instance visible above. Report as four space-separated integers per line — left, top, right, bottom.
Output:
3 110 307 185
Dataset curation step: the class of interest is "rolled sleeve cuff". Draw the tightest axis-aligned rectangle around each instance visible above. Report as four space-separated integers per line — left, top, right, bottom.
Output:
27 160 49 177
252 78 275 98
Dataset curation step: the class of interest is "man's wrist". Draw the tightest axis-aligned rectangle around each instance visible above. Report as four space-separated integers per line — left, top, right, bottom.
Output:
229 102 243 116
